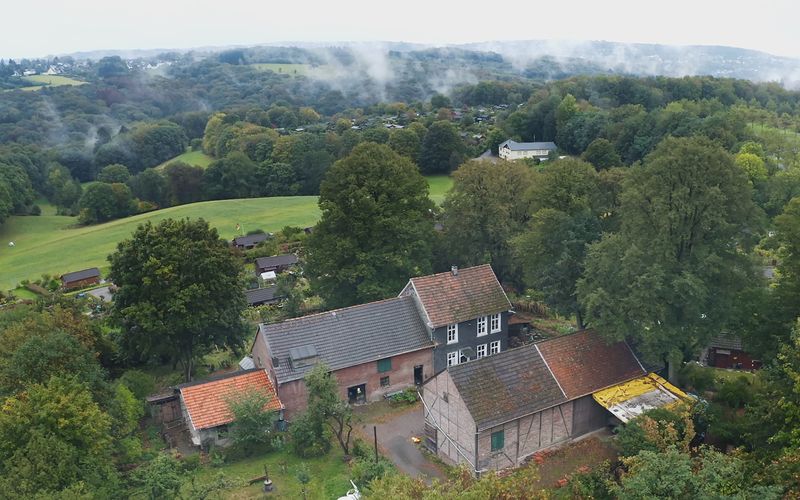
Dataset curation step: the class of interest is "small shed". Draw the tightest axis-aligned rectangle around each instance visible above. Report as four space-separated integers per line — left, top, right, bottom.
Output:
255 254 298 274
245 286 282 307
232 232 270 250
178 369 283 448
60 267 101 290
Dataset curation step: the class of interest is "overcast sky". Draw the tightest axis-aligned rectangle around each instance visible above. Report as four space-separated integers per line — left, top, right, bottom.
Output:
3 0 799 59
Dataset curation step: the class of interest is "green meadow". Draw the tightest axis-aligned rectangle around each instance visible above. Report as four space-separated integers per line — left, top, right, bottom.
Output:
0 175 451 291
155 149 215 170
18 74 87 91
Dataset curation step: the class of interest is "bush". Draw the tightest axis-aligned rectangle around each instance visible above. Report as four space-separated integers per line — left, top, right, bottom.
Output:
678 363 715 393
568 463 615 500
389 387 418 405
616 406 694 457
289 411 331 458
351 456 395 485
715 376 753 408
182 453 201 472
29 204 41 216
119 370 156 401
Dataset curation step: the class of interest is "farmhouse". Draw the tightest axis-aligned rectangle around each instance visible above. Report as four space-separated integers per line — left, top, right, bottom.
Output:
421 330 686 473
232 232 270 250
498 139 557 161
178 369 283 447
255 254 298 275
253 296 435 418
399 264 513 374
60 267 101 290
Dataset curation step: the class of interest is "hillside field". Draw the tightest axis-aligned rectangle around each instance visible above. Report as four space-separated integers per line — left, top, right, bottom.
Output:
19 74 87 91
0 197 320 291
155 149 215 169
0 175 451 291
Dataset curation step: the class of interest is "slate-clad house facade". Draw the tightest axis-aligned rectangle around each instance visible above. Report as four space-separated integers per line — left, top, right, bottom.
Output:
422 330 652 473
253 296 434 418
400 265 513 374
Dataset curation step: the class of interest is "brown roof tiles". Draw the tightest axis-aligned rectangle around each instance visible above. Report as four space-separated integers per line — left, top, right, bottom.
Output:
536 330 646 399
407 264 511 327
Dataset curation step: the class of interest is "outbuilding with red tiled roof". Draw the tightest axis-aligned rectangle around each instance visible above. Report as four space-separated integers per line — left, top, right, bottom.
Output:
178 369 283 447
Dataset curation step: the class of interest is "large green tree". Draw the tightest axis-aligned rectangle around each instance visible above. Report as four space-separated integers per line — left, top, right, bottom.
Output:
109 218 248 381
578 136 758 365
441 159 533 282
306 143 434 308
417 120 465 174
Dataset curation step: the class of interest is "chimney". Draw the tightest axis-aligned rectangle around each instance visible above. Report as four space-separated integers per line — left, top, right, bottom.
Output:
451 265 458 276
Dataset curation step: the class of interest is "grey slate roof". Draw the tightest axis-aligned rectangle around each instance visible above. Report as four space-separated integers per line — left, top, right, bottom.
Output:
708 334 744 351
260 296 434 383
255 254 298 270
244 286 281 306
447 343 567 430
499 139 557 151
60 267 101 283
233 232 270 247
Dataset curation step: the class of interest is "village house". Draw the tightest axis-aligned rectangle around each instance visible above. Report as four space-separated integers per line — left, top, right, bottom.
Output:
253 296 435 418
60 267 101 290
498 139 557 161
255 254 298 275
177 369 283 447
232 232 271 250
399 264 514 374
421 330 686 473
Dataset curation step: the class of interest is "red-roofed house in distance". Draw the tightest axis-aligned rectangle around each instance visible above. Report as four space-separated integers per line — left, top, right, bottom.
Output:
178 369 283 448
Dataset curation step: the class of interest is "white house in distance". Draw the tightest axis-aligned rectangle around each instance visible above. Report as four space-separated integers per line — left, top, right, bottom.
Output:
498 139 557 161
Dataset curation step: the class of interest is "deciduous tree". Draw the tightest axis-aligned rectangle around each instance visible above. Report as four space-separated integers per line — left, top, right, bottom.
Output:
306 143 434 308
109 218 248 381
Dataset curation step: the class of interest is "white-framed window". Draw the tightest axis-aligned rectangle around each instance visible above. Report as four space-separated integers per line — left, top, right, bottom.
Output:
447 351 458 367
477 316 488 336
446 323 458 344
490 313 501 333
490 340 501 355
476 344 487 359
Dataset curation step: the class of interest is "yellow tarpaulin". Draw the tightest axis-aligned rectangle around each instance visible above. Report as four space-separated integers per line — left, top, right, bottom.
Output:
592 373 687 423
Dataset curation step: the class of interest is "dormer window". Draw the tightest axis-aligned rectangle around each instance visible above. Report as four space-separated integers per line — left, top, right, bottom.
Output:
477 316 488 337
447 323 458 344
490 313 501 333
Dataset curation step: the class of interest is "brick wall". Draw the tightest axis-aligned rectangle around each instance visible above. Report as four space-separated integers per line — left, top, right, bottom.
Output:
277 347 433 419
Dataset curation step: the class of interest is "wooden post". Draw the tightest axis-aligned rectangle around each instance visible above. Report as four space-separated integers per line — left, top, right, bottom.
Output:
373 425 378 463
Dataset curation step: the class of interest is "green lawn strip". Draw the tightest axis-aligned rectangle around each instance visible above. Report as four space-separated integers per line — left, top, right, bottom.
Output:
155 149 215 170
0 196 320 291
183 447 352 499
426 175 453 205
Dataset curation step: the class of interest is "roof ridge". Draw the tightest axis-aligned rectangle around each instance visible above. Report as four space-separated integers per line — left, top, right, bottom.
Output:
536 344 567 398
410 263 492 282
259 295 411 329
176 368 266 389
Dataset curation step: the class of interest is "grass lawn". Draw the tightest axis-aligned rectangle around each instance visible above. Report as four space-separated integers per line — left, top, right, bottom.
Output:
249 63 311 76
10 287 38 301
426 175 453 205
0 196 320 291
183 447 352 499
156 149 215 170
18 74 86 91
0 175 446 290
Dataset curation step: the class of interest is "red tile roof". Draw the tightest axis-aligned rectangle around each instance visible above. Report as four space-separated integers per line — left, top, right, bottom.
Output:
180 369 282 430
536 330 646 399
407 264 511 327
